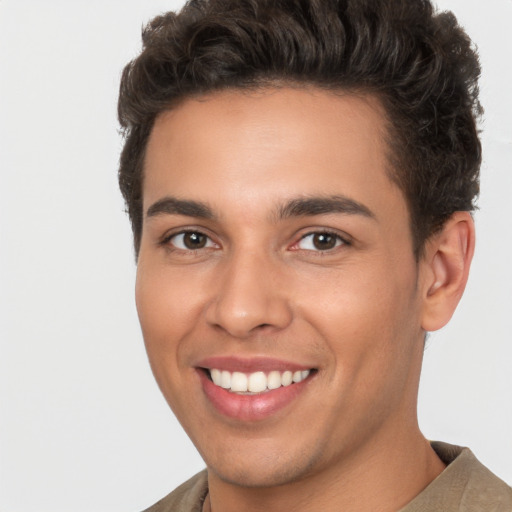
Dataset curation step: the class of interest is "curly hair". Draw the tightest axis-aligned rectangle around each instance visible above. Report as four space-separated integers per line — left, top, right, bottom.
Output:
118 0 482 257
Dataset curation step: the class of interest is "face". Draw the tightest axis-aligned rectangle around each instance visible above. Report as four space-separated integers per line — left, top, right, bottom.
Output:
136 88 428 488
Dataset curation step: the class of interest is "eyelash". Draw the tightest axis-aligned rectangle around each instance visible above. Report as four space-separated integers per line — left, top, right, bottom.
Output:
161 229 350 254
292 231 350 253
161 230 218 252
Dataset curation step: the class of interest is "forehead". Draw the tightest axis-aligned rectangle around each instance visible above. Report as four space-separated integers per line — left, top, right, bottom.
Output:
143 87 402 221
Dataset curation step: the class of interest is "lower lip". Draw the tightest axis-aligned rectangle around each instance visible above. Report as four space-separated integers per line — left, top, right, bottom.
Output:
198 370 313 422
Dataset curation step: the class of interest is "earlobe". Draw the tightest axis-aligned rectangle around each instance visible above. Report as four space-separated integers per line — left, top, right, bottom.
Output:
420 212 475 332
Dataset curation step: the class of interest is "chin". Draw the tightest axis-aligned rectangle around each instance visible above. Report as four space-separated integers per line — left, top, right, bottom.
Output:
210 462 310 488
201 440 323 489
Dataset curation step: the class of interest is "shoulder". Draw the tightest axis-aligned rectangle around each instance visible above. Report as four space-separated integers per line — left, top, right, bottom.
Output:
402 442 512 512
446 445 512 511
141 470 208 512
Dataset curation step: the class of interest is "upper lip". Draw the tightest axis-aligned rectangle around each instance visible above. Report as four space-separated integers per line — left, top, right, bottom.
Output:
195 356 315 373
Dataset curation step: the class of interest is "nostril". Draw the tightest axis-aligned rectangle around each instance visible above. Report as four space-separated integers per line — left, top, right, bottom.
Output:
254 323 273 331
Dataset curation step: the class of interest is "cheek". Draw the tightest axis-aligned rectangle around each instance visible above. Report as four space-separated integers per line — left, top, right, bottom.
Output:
134 266 209 425
134 264 206 387
295 260 421 374
296 265 422 438
136 264 202 338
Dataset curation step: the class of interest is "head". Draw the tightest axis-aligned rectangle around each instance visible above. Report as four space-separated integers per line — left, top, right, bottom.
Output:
118 0 482 259
118 0 481 495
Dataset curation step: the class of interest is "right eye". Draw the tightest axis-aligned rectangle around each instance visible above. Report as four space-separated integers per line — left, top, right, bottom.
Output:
166 231 217 251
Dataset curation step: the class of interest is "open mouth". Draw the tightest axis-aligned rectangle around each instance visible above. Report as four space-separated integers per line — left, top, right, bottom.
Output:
202 368 316 394
197 361 318 421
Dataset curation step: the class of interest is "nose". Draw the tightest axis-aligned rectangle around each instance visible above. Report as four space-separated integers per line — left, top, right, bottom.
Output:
205 250 293 338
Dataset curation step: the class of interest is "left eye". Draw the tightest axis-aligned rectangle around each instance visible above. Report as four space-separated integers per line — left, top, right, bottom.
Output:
168 231 216 250
296 232 345 251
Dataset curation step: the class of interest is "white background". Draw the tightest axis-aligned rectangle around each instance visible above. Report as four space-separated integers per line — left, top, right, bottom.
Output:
0 1 510 511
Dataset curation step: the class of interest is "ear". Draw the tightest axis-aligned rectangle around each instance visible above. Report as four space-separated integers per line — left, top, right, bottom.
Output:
420 212 475 332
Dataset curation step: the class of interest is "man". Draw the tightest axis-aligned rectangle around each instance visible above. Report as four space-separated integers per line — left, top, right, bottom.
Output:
117 0 512 510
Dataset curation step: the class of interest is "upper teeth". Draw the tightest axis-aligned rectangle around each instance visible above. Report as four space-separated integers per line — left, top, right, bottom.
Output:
209 369 311 393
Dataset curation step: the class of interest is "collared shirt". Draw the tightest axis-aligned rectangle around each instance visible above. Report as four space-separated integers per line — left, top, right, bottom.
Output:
400 442 512 511
143 442 512 511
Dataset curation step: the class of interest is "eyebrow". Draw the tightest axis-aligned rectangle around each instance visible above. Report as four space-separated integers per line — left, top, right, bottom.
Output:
146 197 215 219
145 195 375 221
275 195 376 220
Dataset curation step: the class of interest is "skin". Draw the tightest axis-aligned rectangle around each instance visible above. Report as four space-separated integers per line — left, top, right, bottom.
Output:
136 87 474 511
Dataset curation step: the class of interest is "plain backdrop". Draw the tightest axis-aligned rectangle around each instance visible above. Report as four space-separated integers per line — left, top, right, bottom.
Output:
0 1 511 511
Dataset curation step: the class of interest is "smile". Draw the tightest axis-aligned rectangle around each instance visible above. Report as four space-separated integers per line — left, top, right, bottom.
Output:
208 368 312 393
196 359 317 422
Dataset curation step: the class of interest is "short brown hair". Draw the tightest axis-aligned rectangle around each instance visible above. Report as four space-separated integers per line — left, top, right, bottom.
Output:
118 0 482 257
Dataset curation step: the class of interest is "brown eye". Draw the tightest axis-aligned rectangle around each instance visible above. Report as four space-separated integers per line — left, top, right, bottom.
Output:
296 232 345 251
312 233 337 250
183 232 207 249
168 231 214 250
